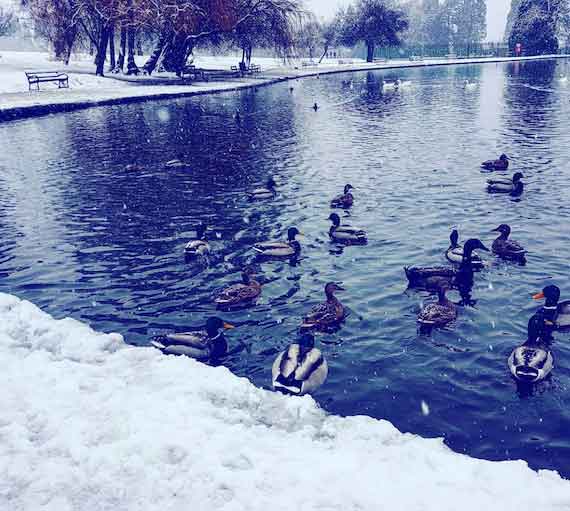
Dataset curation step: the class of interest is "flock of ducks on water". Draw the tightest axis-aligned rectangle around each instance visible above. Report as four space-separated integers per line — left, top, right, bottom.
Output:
147 149 566 395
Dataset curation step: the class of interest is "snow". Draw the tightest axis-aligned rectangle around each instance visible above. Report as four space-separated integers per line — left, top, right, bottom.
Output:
1 50 569 122
0 292 569 510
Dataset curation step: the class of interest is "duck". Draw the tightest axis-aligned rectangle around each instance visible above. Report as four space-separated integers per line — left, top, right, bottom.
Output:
463 80 478 90
300 282 346 331
381 79 398 91
481 154 509 171
330 184 354 208
214 270 262 309
165 158 190 168
313 102 319 111
185 223 210 257
405 239 489 289
397 79 412 88
491 224 526 260
445 229 484 268
253 227 302 257
247 177 277 200
487 172 523 195
508 313 553 383
532 285 570 329
150 317 235 360
272 333 328 396
417 284 457 327
328 213 367 244
234 110 241 123
125 163 145 172
289 86 294 93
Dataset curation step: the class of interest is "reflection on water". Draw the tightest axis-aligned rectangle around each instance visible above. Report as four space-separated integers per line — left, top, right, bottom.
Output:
1 59 570 476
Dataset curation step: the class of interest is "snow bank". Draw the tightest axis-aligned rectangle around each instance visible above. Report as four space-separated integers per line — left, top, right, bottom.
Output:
0 293 569 511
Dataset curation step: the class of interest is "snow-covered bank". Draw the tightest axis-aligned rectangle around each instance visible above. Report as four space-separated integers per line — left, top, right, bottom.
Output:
0 293 568 510
1 51 569 122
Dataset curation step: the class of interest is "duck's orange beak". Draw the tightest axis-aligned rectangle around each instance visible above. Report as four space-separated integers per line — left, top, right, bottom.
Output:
223 322 235 330
532 292 545 300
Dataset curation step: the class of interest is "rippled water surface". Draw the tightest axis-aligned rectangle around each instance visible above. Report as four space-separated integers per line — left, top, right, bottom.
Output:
2 60 570 475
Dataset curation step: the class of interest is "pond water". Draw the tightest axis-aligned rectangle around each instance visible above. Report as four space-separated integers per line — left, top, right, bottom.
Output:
2 59 570 476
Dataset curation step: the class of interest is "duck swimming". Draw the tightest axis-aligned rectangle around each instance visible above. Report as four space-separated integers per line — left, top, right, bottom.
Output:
150 317 235 360
165 159 190 168
253 227 302 258
532 285 570 329
487 172 523 196
491 224 526 261
508 313 553 383
313 102 319 111
185 223 210 258
247 177 277 200
417 284 457 327
214 270 262 309
405 238 489 289
300 282 346 331
445 229 484 268
381 79 398 91
481 154 509 171
463 80 478 91
272 333 328 396
329 213 367 244
330 184 354 208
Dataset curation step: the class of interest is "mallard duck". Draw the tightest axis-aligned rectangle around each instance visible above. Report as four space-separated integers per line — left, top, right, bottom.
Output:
330 184 354 208
247 177 276 200
445 229 484 268
532 285 570 329
463 80 478 90
487 172 523 195
481 154 509 170
165 159 190 168
150 317 235 360
125 164 145 172
508 314 553 383
417 284 457 327
253 227 302 257
405 238 489 289
491 224 526 260
214 270 262 309
185 223 210 257
300 282 346 331
272 333 328 396
313 102 319 111
329 213 367 244
397 79 412 88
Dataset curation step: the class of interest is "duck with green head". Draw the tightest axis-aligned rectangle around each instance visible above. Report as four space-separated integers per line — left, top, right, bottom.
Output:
253 227 302 258
532 284 570 329
487 172 523 195
329 213 367 244
185 223 210 258
150 317 235 361
247 177 277 200
272 333 328 395
445 229 484 268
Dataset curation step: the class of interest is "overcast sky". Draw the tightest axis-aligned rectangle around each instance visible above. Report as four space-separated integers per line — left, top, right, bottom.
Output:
304 0 511 42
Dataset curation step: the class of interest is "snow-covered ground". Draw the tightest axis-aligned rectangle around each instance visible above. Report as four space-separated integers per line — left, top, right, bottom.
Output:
0 292 569 510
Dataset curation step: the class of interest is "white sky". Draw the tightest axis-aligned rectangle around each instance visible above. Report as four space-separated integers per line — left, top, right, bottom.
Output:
304 0 512 42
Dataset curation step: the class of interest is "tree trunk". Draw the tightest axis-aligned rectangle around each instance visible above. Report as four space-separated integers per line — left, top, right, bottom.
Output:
117 24 126 71
366 42 375 63
161 33 191 75
95 24 111 76
143 31 169 74
318 43 329 64
126 27 139 75
108 24 116 70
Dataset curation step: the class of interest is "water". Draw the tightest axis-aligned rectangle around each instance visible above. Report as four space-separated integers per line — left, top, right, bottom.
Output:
2 59 570 476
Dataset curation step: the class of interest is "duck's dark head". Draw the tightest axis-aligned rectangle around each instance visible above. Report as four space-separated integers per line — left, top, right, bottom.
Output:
527 312 552 344
313 102 319 111
533 285 560 306
267 177 276 189
196 223 207 239
329 213 341 227
205 317 235 337
298 332 315 350
241 270 254 284
500 154 509 161
344 184 354 194
512 172 523 183
287 227 301 241
325 281 345 298
449 229 459 247
492 224 511 239
463 238 489 258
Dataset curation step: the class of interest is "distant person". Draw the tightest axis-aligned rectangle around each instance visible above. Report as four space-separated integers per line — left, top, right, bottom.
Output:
515 43 522 57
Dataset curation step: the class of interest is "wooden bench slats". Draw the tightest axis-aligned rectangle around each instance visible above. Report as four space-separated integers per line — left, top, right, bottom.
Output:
25 71 69 91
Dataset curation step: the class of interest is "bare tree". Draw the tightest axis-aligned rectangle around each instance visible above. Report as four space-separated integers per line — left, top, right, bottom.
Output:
0 7 15 36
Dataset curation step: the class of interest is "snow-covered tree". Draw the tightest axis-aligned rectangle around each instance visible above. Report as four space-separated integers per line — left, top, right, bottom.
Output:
0 6 15 36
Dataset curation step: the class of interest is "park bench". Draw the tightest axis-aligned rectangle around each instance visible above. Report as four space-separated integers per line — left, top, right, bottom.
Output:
25 71 69 91
373 57 388 64
181 64 206 81
231 63 261 76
